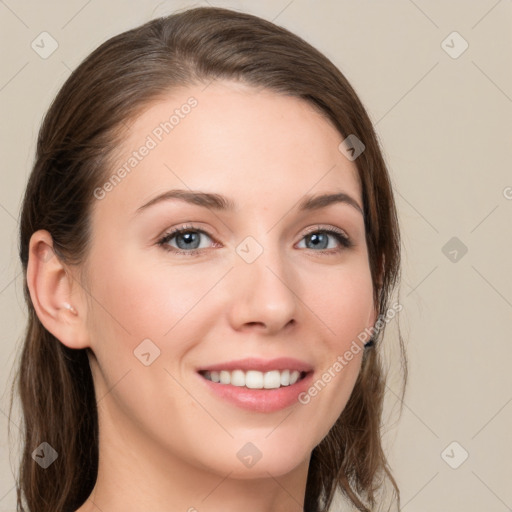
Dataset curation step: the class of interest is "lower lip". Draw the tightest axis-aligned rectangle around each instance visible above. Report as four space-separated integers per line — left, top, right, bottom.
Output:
198 372 314 413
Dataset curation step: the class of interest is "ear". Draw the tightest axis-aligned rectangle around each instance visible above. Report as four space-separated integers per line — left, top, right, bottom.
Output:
26 229 90 349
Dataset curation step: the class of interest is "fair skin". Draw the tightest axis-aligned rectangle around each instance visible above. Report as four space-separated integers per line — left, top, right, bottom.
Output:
28 80 377 511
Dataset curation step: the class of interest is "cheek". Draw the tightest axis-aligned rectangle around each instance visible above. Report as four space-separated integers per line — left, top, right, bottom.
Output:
81 239 375 475
87 250 212 337
306 261 375 347
84 248 232 386
86 244 374 373
296 263 373 438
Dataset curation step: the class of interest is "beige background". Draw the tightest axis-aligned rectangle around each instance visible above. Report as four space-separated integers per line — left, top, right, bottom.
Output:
1 1 511 510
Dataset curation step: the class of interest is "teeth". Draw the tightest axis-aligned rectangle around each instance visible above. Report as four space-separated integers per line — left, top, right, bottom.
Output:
245 370 263 389
289 370 300 385
263 370 281 389
219 370 231 384
202 369 304 389
231 369 245 387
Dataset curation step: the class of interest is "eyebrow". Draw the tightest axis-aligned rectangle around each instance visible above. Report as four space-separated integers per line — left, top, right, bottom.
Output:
136 189 364 216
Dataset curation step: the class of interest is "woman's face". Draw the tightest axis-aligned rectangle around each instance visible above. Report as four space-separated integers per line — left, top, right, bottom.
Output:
81 80 376 479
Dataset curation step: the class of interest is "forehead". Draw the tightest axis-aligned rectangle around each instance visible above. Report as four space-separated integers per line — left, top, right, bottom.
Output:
98 80 362 214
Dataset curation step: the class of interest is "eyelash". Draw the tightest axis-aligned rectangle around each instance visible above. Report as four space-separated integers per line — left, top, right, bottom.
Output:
157 223 353 257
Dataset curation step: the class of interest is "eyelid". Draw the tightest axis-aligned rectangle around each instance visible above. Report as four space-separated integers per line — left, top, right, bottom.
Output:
298 224 353 251
157 223 217 250
157 223 353 255
301 224 349 239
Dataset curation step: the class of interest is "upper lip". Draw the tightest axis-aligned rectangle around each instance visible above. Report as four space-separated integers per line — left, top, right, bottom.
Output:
197 357 314 373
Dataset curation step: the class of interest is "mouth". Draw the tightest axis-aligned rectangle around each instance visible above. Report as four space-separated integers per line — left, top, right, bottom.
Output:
195 357 314 412
199 368 310 389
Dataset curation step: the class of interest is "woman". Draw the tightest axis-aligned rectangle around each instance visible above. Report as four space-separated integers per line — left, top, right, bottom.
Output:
11 6 406 512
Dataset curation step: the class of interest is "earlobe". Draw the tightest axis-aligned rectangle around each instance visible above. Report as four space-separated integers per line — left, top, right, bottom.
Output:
26 230 89 349
62 302 78 315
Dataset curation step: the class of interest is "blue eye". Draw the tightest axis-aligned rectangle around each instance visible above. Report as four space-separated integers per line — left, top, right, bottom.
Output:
158 225 214 254
298 228 353 251
157 224 353 256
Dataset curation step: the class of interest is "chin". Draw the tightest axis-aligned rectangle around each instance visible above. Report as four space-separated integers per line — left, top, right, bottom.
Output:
224 456 308 480
195 440 312 480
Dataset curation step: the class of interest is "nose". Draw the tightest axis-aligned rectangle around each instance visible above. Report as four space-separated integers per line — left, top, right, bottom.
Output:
226 244 298 335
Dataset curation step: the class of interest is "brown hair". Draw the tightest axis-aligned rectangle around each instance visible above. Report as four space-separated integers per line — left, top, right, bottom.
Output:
10 6 407 512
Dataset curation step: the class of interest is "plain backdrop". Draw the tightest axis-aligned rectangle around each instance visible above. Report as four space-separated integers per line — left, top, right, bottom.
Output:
1 1 511 511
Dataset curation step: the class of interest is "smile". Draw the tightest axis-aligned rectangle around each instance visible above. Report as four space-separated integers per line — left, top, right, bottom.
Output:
200 369 307 389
